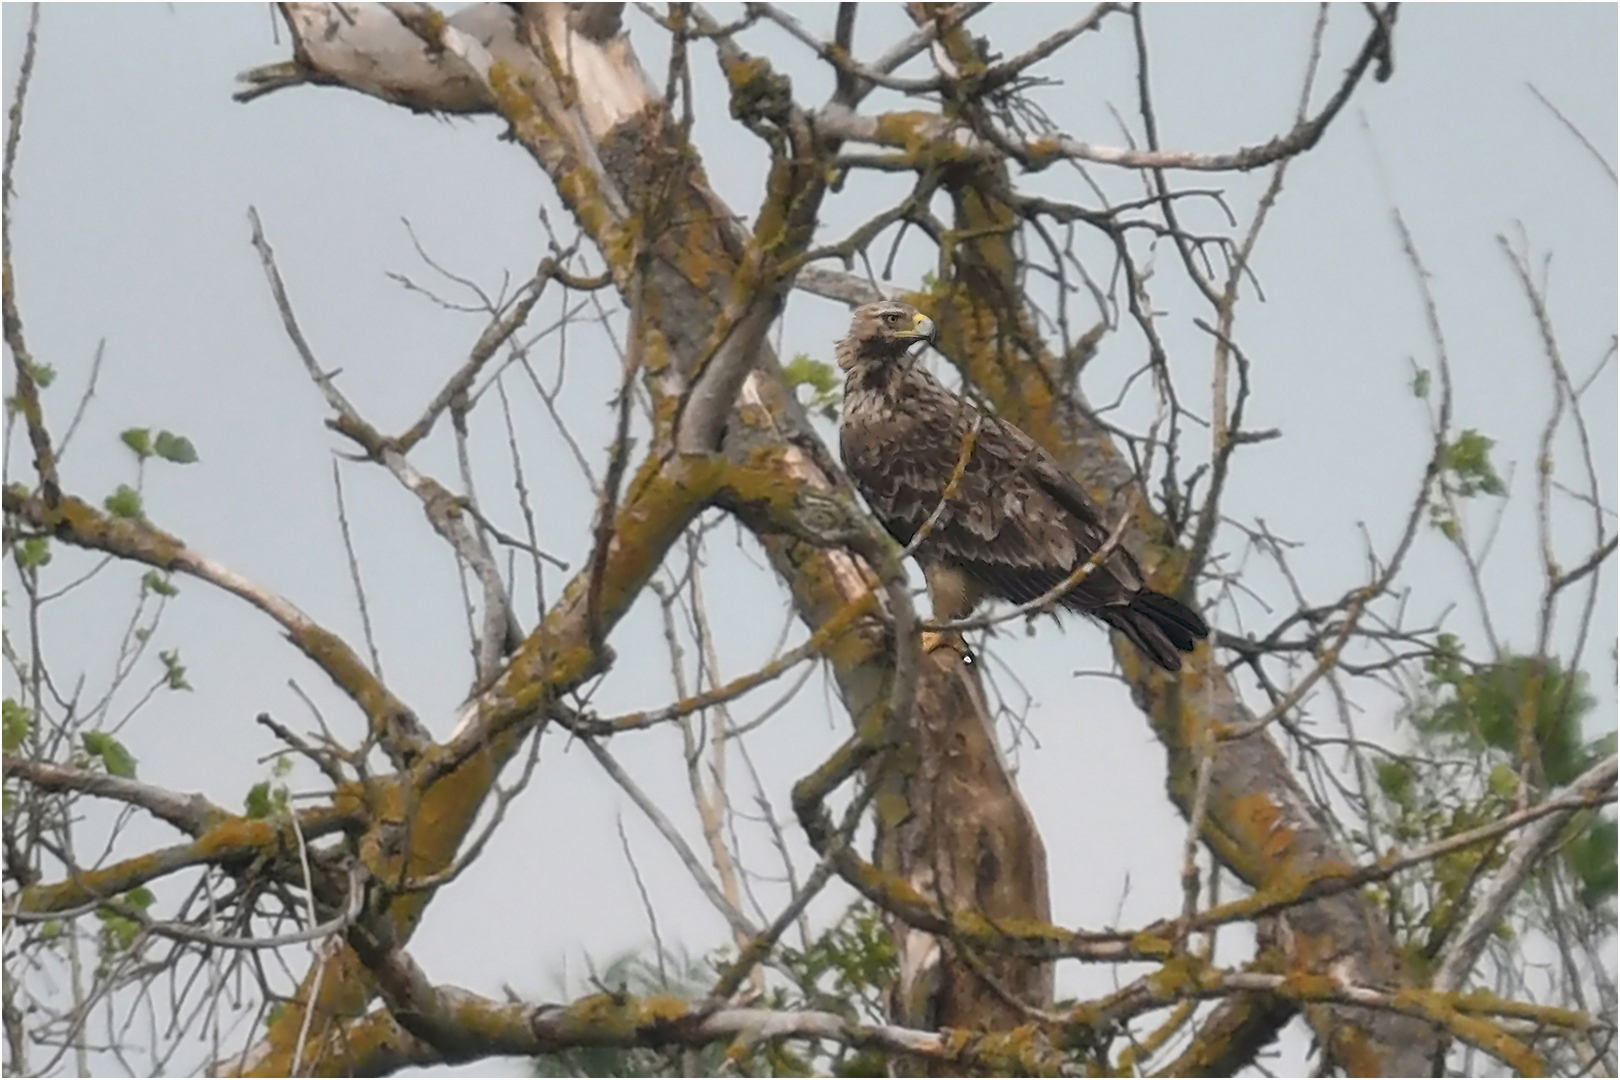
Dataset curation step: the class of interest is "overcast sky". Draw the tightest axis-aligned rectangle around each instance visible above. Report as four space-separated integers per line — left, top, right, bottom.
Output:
3 4 1615 1076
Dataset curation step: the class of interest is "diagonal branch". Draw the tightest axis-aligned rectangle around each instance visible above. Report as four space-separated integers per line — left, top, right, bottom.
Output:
2 485 430 767
2 754 227 838
1433 752 1620 994
10 801 360 915
249 206 518 687
3 3 57 507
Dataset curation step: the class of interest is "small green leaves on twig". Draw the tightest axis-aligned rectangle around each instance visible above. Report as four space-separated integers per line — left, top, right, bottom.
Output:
4 359 54 402
120 428 152 457
158 648 191 691
243 754 295 820
244 778 290 820
14 535 49 568
783 353 843 422
1429 428 1506 539
141 570 178 597
1441 429 1506 498
95 887 155 962
82 731 138 779
3 699 33 751
103 484 144 520
120 427 199 464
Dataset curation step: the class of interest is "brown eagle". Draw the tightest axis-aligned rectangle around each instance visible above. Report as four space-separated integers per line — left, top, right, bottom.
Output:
836 301 1208 672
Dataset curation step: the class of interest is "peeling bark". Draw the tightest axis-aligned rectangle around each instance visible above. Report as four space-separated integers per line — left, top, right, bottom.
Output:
878 649 1053 1034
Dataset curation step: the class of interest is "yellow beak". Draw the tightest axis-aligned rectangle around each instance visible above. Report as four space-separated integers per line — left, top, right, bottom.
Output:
911 313 936 343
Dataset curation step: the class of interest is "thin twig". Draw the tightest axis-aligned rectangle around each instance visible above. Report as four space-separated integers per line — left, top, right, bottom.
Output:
579 735 758 940
1526 82 1616 183
925 511 1131 632
331 462 384 680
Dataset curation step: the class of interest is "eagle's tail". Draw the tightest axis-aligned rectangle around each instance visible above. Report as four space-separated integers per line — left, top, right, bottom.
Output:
1102 591 1209 672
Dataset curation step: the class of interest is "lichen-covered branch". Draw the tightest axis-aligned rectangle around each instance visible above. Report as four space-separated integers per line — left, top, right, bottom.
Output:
1073 960 1571 1077
265 982 1072 1077
2 3 57 508
10 800 360 915
226 447 721 1075
815 4 1394 175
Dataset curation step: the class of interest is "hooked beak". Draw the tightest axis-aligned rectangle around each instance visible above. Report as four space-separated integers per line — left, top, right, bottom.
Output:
910 313 937 345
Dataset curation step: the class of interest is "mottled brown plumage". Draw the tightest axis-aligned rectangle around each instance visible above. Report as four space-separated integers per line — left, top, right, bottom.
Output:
836 301 1207 671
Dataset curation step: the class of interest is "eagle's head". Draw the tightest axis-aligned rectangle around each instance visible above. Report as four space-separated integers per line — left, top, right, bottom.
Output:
835 301 937 372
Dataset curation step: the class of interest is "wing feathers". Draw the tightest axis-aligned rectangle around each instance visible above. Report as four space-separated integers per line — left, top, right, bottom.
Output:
839 355 1206 670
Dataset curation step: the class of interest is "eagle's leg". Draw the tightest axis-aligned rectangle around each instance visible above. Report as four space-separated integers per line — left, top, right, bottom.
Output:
921 562 982 657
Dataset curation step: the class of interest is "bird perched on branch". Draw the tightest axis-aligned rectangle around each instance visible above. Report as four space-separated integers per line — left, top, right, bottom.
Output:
835 300 1208 672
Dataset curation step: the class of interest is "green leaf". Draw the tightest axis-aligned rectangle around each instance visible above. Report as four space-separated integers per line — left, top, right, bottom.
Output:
153 430 198 465
1488 763 1519 798
82 731 138 778
3 699 32 752
96 910 141 955
1442 429 1507 498
782 354 844 421
1418 653 1597 789
244 781 273 819
783 354 840 395
120 428 153 458
158 648 191 691
141 570 179 598
244 780 291 820
104 485 144 520
1376 759 1416 806
1411 368 1431 398
1567 817 1617 909
26 360 55 389
16 536 51 568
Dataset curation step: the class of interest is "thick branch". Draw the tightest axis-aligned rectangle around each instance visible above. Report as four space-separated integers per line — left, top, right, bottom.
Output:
2 754 227 838
10 801 360 915
289 983 1067 1076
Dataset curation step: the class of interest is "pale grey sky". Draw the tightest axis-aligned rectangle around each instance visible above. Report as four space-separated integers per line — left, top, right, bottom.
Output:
3 4 1614 1076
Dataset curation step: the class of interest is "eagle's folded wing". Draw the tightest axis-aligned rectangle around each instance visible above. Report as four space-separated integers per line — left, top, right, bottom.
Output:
842 388 1143 610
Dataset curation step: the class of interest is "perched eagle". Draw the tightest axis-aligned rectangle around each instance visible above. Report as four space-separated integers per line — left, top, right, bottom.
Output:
836 301 1208 672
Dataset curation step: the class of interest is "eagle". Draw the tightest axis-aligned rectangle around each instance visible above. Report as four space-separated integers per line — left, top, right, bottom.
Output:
836 300 1208 672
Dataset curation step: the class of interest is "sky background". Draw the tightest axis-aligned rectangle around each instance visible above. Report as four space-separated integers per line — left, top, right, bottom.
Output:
3 4 1615 1076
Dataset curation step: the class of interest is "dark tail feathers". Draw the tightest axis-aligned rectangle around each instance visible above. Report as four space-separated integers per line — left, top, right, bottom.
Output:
1102 591 1209 672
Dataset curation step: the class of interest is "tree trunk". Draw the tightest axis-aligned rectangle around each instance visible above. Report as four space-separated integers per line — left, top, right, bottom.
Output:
230 3 1053 1071
896 13 1440 1058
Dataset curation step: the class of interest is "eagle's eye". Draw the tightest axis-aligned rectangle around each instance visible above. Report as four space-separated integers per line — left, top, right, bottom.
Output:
884 311 901 323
